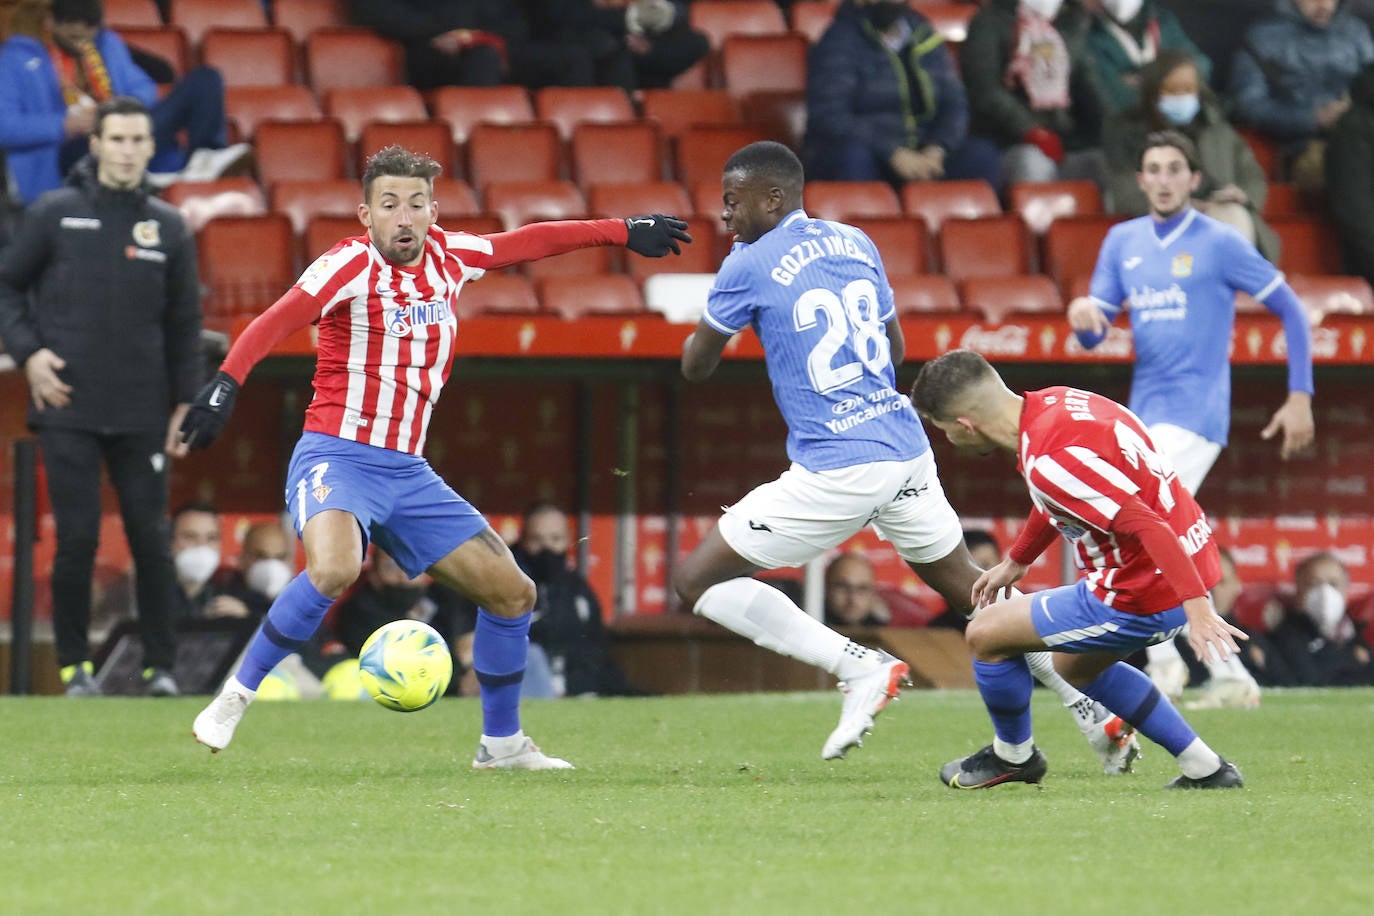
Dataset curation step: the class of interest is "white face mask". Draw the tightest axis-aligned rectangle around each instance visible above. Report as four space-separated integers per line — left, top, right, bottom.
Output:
1021 0 1064 19
1102 0 1144 23
1303 582 1348 641
246 558 294 600
175 544 220 588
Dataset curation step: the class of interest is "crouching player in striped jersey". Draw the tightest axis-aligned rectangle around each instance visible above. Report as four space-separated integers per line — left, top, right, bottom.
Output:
911 349 1245 790
177 145 691 769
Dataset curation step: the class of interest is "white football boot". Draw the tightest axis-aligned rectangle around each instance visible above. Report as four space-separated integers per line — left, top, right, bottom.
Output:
1078 700 1141 775
192 676 256 753
472 733 574 770
822 652 911 760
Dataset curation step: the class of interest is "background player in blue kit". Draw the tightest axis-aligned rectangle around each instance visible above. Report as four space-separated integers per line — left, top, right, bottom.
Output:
674 141 1139 770
1066 129 1325 707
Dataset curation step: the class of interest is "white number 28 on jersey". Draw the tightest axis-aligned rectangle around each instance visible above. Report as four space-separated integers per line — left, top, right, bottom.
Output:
792 278 889 394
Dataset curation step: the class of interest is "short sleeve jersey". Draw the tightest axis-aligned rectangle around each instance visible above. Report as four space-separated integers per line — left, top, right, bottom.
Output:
1088 208 1285 445
1018 386 1222 614
702 210 929 471
292 224 494 455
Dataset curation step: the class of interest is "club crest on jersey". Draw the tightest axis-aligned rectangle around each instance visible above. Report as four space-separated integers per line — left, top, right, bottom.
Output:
313 483 332 503
386 300 453 336
132 219 160 247
1170 253 1193 277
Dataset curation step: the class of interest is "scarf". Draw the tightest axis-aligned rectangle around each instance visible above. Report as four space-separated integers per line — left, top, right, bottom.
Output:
1101 15 1162 68
48 37 113 107
1004 5 1070 111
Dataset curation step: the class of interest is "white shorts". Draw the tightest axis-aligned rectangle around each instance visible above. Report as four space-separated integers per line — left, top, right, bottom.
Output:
717 451 965 569
1148 423 1221 496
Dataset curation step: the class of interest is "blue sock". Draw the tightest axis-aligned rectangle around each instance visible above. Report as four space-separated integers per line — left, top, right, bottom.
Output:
973 657 1034 744
236 573 334 690
474 609 529 738
1083 662 1198 756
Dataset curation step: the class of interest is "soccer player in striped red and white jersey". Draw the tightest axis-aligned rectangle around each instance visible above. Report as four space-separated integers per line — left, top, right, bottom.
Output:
911 349 1246 790
179 146 691 768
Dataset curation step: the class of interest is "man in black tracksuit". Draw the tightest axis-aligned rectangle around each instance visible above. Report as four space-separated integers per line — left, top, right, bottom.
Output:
0 96 202 696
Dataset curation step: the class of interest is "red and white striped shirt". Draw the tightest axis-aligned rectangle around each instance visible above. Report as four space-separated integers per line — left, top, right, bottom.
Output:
221 219 627 456
1010 386 1220 615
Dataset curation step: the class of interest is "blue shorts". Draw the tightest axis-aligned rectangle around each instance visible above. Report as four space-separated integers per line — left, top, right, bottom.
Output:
1030 580 1187 654
283 432 487 577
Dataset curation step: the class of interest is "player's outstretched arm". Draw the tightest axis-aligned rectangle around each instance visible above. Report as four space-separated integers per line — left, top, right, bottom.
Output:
476 214 690 269
1260 390 1314 460
681 321 732 382
1256 281 1315 459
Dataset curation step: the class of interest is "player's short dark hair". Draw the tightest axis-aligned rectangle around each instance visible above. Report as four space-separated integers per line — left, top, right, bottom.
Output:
362 145 443 203
723 141 804 191
53 0 103 25
909 349 998 422
963 528 999 554
1139 129 1200 173
93 96 151 137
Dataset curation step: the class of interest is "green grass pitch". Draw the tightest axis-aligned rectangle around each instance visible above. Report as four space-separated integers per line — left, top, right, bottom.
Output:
3 688 1372 915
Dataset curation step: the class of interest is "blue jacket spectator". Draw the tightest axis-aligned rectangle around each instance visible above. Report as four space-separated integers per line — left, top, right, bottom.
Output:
1230 0 1374 142
1088 0 1212 113
804 0 1001 190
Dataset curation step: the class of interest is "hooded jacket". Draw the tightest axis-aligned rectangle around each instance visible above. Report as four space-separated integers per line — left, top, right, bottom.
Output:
0 157 202 432
1325 63 1374 279
1086 0 1212 113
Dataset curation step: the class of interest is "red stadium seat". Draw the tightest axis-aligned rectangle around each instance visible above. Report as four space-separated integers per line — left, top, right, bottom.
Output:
465 122 562 189
484 181 587 231
690 0 788 50
225 86 321 139
850 217 930 277
163 177 266 232
740 89 807 150
571 122 663 186
1262 182 1304 218
304 214 365 256
119 27 190 81
198 213 296 319
105 0 163 29
273 0 349 45
901 179 1000 235
1042 214 1122 292
890 275 961 316
961 275 1064 324
200 28 294 87
456 275 541 318
528 246 613 281
790 1 837 43
588 182 693 220
640 89 741 141
255 118 348 185
1286 274 1374 320
170 0 267 49
1236 126 1282 180
306 28 403 91
721 34 809 98
271 179 359 234
430 178 483 221
538 275 649 320
938 216 1031 280
533 86 635 141
1271 217 1344 275
430 86 535 145
357 120 456 174
804 181 901 222
1008 180 1103 235
323 86 427 142
675 125 769 185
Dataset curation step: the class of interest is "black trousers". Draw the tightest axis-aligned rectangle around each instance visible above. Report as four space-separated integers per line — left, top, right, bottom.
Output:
38 427 177 671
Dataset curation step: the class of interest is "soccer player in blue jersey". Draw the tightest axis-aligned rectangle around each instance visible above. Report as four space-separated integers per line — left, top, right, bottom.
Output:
674 141 1139 769
1067 129 1319 708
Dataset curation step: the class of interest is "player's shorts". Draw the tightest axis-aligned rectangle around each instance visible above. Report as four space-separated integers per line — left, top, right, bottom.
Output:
717 450 964 570
283 431 487 577
1148 422 1221 496
1030 580 1187 654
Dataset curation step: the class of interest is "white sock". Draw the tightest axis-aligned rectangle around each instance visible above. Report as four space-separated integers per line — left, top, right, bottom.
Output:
1176 737 1224 779
481 730 526 754
1146 638 1184 666
694 577 882 680
994 736 1035 765
1026 650 1089 707
225 675 256 701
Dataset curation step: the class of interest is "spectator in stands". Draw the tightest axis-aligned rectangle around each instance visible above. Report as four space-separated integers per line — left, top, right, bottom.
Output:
928 529 1001 631
0 96 199 698
1175 546 1276 707
1324 61 1374 283
803 0 1002 191
0 0 249 205
960 0 1108 187
170 503 270 621
1229 0 1374 193
823 552 890 627
526 0 708 93
1087 0 1212 114
511 500 640 696
1104 50 1278 261
345 0 513 89
1259 551 1374 685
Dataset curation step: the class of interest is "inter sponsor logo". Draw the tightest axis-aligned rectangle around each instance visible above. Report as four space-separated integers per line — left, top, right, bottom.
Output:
386 299 453 336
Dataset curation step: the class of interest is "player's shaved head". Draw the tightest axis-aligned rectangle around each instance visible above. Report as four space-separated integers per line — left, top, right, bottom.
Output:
909 349 1003 423
362 145 442 204
723 141 805 198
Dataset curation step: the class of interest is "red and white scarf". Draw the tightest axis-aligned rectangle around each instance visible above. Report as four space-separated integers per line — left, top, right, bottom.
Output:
1004 5 1070 111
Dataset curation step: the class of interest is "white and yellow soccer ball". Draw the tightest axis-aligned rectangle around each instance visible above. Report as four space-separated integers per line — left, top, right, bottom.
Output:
357 620 453 712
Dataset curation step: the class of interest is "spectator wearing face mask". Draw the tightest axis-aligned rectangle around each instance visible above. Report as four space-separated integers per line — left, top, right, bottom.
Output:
229 521 295 613
1087 0 1212 114
1102 50 1278 261
170 503 266 621
1260 552 1374 686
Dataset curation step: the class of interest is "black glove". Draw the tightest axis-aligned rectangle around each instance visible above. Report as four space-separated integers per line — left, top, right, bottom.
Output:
179 370 240 450
624 214 691 257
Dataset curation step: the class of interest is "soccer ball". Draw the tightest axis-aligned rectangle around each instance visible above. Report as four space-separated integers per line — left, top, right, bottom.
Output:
357 620 453 712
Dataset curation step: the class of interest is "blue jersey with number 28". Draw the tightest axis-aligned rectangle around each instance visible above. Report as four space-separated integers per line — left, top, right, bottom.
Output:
703 209 929 471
